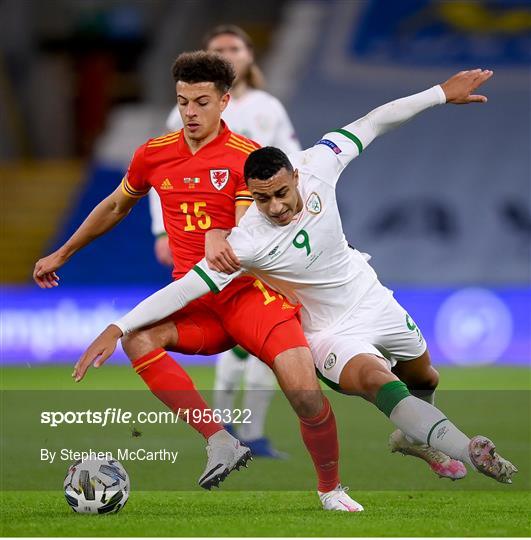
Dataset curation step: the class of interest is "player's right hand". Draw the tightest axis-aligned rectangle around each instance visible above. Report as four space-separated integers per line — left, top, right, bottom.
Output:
73 324 123 382
205 228 240 273
33 251 66 288
440 69 493 104
154 234 173 267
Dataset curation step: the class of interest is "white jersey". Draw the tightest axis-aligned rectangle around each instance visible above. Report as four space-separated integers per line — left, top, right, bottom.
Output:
116 85 446 340
195 133 378 333
150 89 300 235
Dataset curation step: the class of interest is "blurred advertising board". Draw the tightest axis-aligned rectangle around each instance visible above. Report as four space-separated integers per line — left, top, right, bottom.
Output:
1 285 529 366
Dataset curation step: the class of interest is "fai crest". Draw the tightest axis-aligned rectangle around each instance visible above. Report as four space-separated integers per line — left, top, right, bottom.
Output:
210 169 229 190
306 192 322 214
324 353 337 370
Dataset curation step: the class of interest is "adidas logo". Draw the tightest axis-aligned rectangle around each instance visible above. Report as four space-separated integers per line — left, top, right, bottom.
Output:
160 178 173 190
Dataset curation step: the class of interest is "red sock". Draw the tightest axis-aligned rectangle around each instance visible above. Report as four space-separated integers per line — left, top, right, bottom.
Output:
299 396 340 492
132 348 223 440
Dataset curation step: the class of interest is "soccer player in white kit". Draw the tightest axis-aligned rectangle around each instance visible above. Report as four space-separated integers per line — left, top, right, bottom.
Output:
150 26 301 458
80 69 518 510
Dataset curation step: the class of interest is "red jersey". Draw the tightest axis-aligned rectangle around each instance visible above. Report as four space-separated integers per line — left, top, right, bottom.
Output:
121 121 258 278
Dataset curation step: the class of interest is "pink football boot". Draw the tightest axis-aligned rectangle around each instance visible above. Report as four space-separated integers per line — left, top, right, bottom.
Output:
389 429 467 480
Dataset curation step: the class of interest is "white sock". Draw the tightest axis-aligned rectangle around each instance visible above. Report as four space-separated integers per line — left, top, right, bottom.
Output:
403 389 435 443
238 356 276 441
207 428 237 446
390 396 472 465
214 349 246 417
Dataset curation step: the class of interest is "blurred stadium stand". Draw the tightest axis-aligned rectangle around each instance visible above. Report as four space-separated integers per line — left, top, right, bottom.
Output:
1 0 529 366
284 0 530 286
1 161 83 282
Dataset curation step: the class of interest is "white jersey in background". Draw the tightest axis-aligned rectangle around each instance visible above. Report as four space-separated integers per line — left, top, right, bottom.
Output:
116 85 445 380
149 89 301 235
167 89 300 151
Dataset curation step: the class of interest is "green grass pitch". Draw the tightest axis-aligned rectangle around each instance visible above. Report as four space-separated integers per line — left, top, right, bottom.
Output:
1 364 529 537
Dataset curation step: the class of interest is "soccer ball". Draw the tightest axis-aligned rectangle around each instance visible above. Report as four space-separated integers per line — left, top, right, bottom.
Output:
64 458 130 514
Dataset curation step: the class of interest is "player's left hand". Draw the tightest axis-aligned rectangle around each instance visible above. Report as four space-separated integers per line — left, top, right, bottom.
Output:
205 228 240 273
73 324 123 382
441 69 493 104
33 250 67 288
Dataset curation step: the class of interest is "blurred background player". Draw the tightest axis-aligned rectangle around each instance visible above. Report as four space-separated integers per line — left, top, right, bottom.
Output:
150 25 301 458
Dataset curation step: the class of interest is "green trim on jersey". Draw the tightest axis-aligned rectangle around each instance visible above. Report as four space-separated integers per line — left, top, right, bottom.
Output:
427 418 448 447
333 128 363 155
232 346 250 360
375 380 410 417
192 265 220 294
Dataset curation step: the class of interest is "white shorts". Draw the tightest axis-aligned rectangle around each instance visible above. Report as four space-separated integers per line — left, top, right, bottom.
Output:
307 282 427 386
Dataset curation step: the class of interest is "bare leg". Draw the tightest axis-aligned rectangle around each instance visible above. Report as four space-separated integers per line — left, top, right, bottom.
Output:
392 349 439 403
273 347 342 494
121 319 179 358
272 347 323 417
338 353 398 401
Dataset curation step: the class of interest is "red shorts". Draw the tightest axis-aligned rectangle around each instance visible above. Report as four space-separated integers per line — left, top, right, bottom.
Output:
170 276 308 366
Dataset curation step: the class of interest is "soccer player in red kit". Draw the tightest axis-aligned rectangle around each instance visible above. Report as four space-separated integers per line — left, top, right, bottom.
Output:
35 52 344 502
127 126 258 279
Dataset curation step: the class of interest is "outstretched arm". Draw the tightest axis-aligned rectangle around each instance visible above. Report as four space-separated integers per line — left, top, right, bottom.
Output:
111 227 251 336
34 141 152 288
304 69 493 185
33 185 140 288
73 269 211 381
115 269 213 335
73 258 245 381
348 69 493 150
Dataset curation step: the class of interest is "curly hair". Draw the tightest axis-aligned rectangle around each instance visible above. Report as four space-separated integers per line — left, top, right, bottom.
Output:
171 51 235 94
244 147 294 183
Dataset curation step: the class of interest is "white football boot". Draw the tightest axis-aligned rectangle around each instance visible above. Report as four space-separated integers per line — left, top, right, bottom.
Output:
389 429 467 480
198 437 252 490
318 484 364 512
468 435 518 484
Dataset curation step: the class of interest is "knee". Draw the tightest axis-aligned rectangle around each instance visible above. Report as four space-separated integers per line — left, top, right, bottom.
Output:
289 390 323 419
406 366 439 392
424 366 439 391
121 330 158 360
